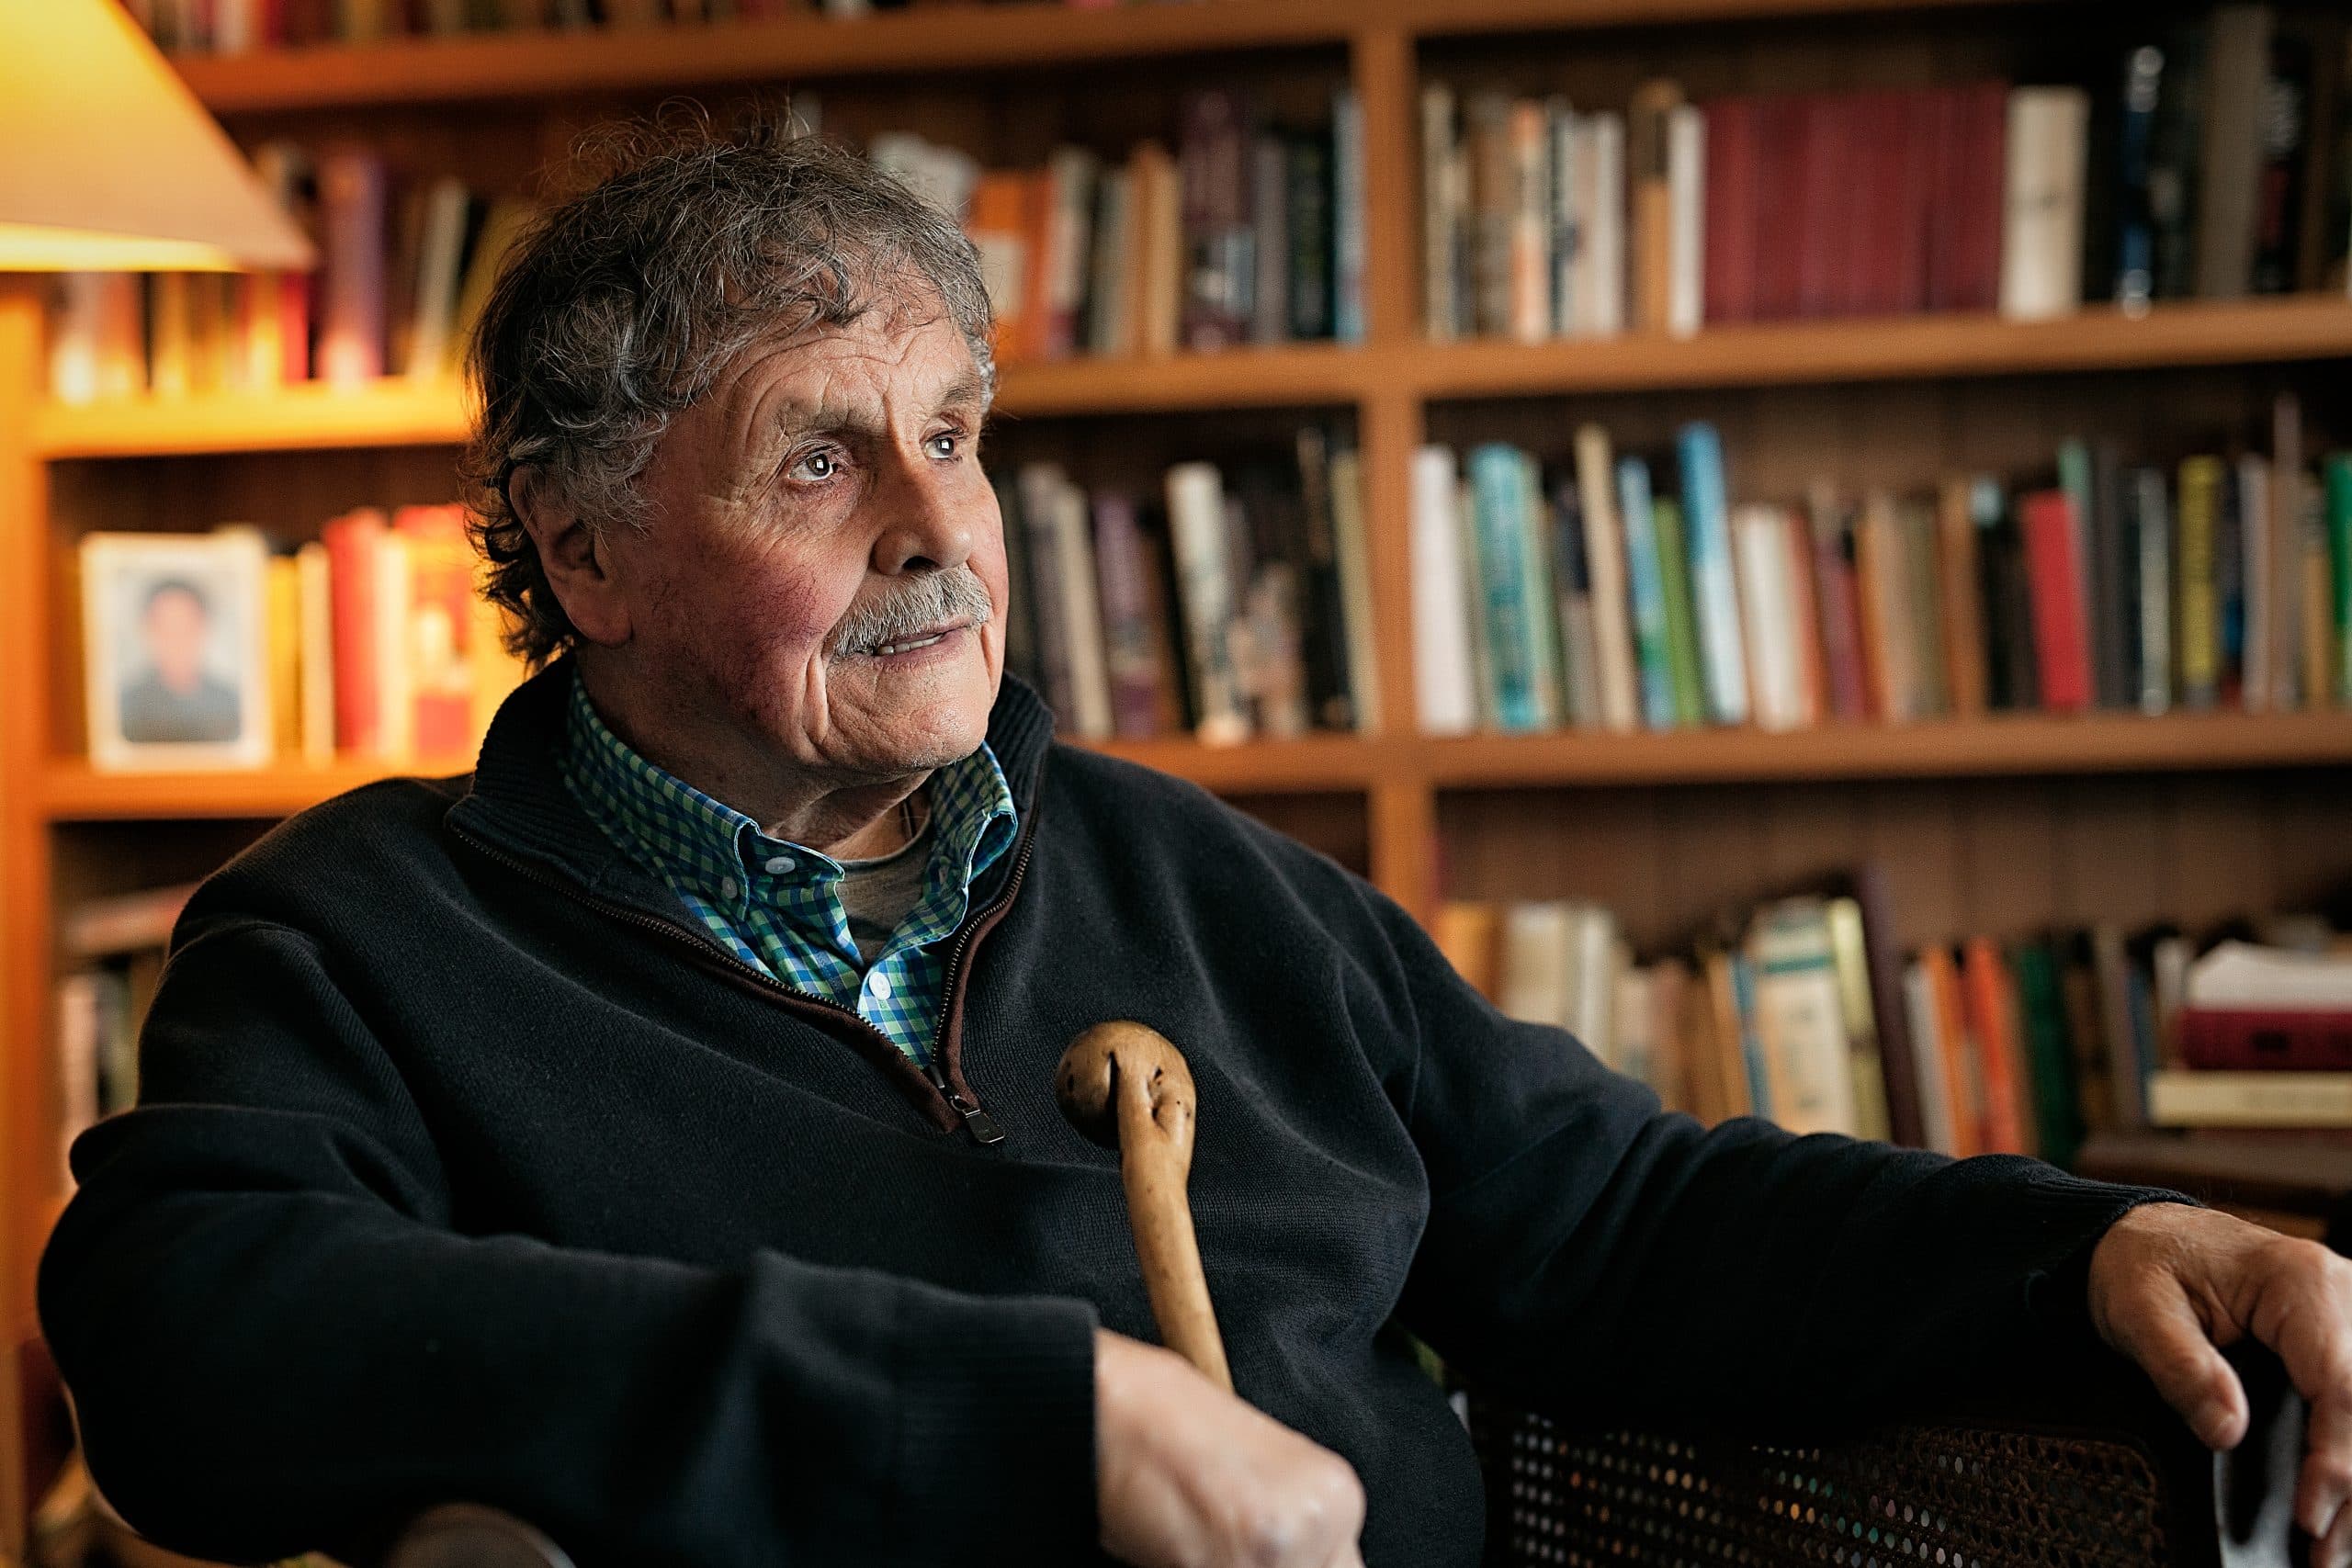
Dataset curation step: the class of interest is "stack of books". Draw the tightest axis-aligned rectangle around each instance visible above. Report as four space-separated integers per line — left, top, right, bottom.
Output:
2158 937 2352 1129
873 87 1364 362
130 0 1035 53
77 506 525 773
1424 9 2352 342
48 144 532 402
1412 401 2352 737
1438 879 2352 1156
994 424 1378 744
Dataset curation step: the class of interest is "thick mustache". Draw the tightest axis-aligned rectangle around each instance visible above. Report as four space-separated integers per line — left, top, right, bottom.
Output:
830 568 995 656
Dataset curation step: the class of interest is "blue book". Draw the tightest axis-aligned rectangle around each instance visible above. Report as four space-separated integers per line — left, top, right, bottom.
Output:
1676 423 1748 725
1613 456 1676 730
1331 87 1365 344
1466 443 1548 731
1728 952 1773 1122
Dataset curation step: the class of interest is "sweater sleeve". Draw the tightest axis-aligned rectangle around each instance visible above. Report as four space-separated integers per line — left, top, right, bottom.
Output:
1369 892 2182 1430
38 912 1099 1568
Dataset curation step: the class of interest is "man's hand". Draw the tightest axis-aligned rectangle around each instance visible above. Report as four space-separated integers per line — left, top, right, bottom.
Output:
2087 1203 2352 1565
1095 1327 1366 1568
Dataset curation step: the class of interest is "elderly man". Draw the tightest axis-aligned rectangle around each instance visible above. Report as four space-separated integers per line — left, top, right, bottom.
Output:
38 121 2352 1568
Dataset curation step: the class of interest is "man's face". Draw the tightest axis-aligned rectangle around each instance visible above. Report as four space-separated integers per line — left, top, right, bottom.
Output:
597 299 1006 782
142 586 209 693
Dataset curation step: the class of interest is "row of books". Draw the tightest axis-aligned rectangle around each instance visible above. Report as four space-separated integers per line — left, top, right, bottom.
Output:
992 428 1379 744
77 506 523 773
873 87 1365 364
48 145 533 402
1426 11 2352 342
1411 407 2352 738
54 882 195 1183
1438 879 2352 1160
128 0 917 51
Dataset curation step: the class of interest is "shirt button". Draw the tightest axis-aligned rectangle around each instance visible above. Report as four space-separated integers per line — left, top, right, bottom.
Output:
869 971 892 999
764 855 795 874
718 876 739 900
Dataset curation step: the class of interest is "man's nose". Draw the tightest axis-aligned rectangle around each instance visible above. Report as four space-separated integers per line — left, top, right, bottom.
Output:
871 450 974 576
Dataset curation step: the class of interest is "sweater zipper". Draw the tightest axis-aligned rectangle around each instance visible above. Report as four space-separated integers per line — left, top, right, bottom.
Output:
447 819 1022 1145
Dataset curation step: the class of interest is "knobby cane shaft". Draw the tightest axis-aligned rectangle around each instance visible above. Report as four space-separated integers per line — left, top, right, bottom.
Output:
1056 1021 1233 1393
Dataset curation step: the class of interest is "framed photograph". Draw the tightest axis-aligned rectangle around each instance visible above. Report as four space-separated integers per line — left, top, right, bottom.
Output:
81 531 272 773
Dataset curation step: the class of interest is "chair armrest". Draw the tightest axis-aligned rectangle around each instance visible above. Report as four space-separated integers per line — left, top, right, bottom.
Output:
1464 1341 2306 1568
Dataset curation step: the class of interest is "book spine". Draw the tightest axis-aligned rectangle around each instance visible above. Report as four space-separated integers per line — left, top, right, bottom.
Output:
2330 455 2352 705
2133 468 2174 713
1807 487 1870 723
2195 6 2273 299
1508 99 1550 344
1467 444 1550 732
1016 466 1079 727
1091 493 1162 739
2178 1009 2352 1072
1587 114 1626 336
321 511 383 756
2177 456 2223 707
1734 504 1802 731
1420 85 1459 342
1651 495 1707 728
1676 422 1747 724
1998 87 2090 321
2114 45 2165 310
1702 96 1757 325
316 148 388 385
2022 490 2094 712
1327 447 1382 733
1544 98 1578 338
1164 462 1250 744
1665 103 1706 338
1614 456 1677 730
1937 478 1988 717
1574 424 1640 731
1331 87 1365 344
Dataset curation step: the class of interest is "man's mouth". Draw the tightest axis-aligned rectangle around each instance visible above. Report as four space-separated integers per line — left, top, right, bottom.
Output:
865 619 967 658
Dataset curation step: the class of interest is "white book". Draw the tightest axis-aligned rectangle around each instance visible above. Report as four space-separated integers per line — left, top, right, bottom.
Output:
1565 908 1620 1062
1665 104 1705 340
1998 87 2089 321
1747 899 1862 1136
1903 962 1960 1156
1409 446 1478 736
1499 902 1574 1029
1049 478 1114 739
1573 423 1639 731
2148 1071 2352 1128
1734 504 1805 731
2187 941 2352 1010
296 542 337 766
1420 84 1459 343
406 177 474 381
1164 462 1250 745
1584 113 1626 337
1043 145 1100 360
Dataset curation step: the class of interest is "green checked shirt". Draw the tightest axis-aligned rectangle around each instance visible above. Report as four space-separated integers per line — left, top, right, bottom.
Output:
558 672 1019 1069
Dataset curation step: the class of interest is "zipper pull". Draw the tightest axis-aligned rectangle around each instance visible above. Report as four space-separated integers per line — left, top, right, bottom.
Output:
926 1063 1006 1145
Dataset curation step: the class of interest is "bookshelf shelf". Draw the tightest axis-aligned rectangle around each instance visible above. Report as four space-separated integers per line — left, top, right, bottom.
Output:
1410 296 2352 401
38 711 2352 821
39 299 2352 458
170 0 2033 114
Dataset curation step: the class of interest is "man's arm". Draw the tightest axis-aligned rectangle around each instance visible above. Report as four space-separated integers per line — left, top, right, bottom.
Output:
40 913 1099 1566
1363 889 2172 1429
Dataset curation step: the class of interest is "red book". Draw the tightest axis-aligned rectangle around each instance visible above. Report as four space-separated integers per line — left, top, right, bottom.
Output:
1795 95 1856 318
392 504 480 758
2178 1009 2352 1072
1962 939 2030 1155
322 508 386 756
2021 490 2092 712
1752 95 1805 321
1702 96 1758 325
1952 81 2008 312
1809 501 1871 722
1889 89 1938 315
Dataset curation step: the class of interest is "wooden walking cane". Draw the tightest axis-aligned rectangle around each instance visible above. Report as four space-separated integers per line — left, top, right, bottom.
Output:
1054 1021 1233 1393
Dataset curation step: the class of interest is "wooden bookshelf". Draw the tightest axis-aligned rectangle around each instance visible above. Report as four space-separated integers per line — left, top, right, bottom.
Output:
7 0 2352 1552
38 298 2352 457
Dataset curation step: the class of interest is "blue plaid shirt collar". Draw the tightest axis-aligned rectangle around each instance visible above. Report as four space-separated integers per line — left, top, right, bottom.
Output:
556 671 1017 965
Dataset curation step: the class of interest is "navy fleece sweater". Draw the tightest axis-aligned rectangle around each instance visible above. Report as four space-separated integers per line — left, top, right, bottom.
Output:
39 660 2170 1565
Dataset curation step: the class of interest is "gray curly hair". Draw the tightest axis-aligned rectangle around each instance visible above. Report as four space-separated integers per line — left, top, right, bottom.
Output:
459 107 998 668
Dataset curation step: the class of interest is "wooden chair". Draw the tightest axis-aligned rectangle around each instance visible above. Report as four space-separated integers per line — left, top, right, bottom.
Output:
364 1340 2306 1567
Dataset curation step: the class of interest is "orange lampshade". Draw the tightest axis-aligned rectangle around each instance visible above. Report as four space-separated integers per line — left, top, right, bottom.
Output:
0 0 315 272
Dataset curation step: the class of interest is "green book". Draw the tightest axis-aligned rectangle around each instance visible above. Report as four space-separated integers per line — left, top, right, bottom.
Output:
1653 497 1707 727
2329 453 2352 705
2007 940 2082 1169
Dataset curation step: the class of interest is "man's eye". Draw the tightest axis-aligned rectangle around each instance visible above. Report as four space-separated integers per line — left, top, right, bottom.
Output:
925 433 960 459
789 450 839 481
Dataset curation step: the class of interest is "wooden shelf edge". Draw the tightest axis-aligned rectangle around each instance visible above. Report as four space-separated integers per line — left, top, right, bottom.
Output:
40 300 2352 457
2075 1130 2352 1217
1424 710 2352 788
173 0 2042 113
1411 296 2352 400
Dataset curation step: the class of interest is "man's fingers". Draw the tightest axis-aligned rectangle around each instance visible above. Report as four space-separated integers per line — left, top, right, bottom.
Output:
2115 1284 2250 1450
2321 1492 2352 1568
2301 1388 2352 1543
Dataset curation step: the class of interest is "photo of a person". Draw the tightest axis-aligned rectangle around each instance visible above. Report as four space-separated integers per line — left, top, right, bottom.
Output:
118 578 243 745
83 531 272 772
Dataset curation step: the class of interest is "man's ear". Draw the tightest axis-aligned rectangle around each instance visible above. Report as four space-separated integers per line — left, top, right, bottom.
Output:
512 467 630 647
